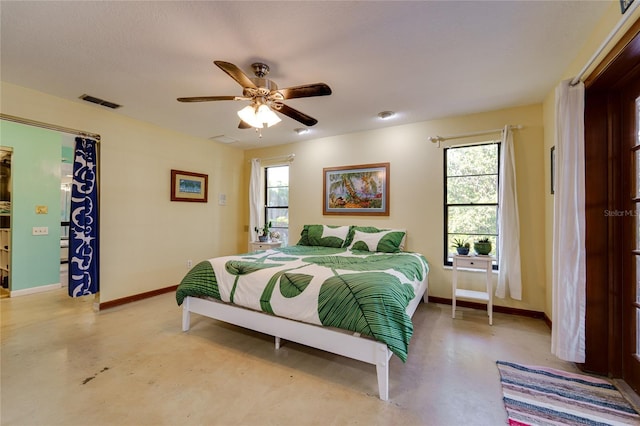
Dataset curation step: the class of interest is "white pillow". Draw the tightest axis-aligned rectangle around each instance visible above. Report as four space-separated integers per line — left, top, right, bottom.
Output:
348 228 407 253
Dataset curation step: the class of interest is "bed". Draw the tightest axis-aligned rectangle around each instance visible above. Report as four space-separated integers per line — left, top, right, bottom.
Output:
176 225 429 400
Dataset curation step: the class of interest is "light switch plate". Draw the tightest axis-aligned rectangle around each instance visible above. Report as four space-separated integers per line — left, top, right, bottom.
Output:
32 226 49 235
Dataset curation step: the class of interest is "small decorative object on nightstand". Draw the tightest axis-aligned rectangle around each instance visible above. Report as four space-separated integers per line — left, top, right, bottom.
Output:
249 240 282 252
254 221 272 242
452 254 494 325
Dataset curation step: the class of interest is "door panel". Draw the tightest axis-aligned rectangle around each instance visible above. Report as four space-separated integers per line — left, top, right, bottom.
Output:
623 79 640 392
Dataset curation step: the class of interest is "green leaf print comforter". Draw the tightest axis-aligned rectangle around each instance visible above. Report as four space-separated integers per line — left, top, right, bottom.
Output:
176 245 429 362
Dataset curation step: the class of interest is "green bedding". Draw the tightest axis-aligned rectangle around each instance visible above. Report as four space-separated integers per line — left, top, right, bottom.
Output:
176 245 429 362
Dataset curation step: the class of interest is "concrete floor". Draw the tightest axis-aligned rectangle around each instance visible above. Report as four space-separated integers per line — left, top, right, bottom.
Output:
1 289 579 426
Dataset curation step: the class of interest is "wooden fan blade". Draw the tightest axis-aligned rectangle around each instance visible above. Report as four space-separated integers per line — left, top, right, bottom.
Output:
273 103 318 126
238 120 252 129
177 96 243 102
277 83 332 100
214 61 257 89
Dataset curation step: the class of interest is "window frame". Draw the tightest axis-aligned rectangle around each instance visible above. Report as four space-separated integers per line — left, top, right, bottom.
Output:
264 165 289 245
443 142 500 269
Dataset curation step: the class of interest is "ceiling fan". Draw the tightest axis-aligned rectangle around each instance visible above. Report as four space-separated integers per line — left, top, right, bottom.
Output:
177 61 332 129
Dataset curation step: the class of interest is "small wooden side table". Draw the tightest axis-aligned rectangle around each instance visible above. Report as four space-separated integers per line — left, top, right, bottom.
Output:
452 255 494 325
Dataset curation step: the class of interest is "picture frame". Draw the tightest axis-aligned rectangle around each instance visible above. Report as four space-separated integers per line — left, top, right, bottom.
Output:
550 146 555 195
171 169 208 202
323 162 389 215
620 0 634 14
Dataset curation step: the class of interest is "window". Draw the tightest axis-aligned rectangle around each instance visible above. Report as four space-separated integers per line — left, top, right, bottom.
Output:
265 165 289 246
444 142 499 267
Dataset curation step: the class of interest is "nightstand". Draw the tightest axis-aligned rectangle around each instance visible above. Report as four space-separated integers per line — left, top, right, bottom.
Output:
452 255 494 325
249 241 282 252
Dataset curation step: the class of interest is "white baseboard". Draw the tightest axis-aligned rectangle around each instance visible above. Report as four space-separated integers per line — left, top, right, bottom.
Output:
10 282 62 297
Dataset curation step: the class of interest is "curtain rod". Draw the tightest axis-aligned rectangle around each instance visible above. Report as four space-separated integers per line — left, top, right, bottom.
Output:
0 113 101 141
248 153 295 163
428 125 522 145
570 0 639 86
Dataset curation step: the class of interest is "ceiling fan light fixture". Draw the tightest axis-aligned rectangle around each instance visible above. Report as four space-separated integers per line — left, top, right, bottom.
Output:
237 105 260 128
237 104 281 128
294 128 310 135
256 104 281 127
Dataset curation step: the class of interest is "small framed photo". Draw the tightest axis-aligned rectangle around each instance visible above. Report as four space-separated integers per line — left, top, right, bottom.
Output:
323 162 389 215
171 169 208 202
550 146 555 195
620 0 634 14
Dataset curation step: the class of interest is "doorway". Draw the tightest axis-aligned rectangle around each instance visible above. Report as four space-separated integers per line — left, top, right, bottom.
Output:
0 147 11 298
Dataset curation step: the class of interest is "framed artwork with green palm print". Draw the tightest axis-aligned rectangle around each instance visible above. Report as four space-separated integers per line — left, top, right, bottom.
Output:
323 162 389 215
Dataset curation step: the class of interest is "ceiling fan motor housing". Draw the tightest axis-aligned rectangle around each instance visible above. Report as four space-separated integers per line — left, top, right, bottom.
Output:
251 62 270 78
244 78 278 98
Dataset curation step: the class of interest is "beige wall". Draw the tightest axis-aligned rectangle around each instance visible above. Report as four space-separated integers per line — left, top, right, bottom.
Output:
245 104 546 312
1 82 246 303
542 4 640 319
2 2 635 312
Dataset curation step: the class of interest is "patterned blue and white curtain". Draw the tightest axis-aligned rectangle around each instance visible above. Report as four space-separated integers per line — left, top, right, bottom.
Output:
69 137 99 297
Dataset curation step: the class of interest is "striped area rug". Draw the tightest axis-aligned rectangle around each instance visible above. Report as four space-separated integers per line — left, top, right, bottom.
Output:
496 361 640 425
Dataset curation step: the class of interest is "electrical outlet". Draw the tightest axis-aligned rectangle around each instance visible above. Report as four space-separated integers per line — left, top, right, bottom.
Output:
32 226 49 236
187 260 192 269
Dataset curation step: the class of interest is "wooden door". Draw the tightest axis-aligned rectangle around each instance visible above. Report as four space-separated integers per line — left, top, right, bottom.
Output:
583 21 640 386
623 77 640 392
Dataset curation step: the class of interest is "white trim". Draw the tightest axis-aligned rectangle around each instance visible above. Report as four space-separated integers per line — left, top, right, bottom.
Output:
182 275 428 400
10 282 61 297
570 0 640 86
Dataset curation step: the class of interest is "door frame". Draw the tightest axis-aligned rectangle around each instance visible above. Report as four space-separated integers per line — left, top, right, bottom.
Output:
583 19 640 387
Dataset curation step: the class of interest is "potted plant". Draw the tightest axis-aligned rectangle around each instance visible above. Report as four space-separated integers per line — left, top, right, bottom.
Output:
474 237 492 255
451 237 470 255
254 221 272 242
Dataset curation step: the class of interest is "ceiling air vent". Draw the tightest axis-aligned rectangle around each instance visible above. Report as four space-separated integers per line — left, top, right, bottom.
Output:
210 135 237 144
79 94 122 109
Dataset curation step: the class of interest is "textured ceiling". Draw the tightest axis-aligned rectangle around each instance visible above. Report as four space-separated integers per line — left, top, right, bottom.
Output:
0 1 609 149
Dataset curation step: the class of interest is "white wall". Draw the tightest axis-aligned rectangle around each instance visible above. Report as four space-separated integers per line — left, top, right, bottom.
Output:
1 82 246 303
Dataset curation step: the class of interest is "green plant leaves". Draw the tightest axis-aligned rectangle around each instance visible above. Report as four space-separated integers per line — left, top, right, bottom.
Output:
279 273 313 298
176 261 220 305
318 272 415 361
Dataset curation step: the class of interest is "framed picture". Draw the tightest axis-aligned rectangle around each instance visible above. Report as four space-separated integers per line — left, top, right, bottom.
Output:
323 162 389 215
171 169 208 202
550 146 555 195
620 0 634 14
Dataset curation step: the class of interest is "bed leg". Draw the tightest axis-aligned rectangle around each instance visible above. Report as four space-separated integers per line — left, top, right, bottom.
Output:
275 336 281 350
182 298 191 332
376 346 390 401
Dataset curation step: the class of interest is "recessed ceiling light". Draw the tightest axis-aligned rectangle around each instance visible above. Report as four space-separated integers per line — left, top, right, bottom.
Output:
377 111 395 120
294 128 310 135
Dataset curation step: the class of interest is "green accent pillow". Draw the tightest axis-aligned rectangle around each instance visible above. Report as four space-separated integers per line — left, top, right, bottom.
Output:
347 227 406 253
307 225 351 248
296 225 311 246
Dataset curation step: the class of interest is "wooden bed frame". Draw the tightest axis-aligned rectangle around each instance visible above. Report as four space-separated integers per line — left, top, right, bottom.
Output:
181 277 428 401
